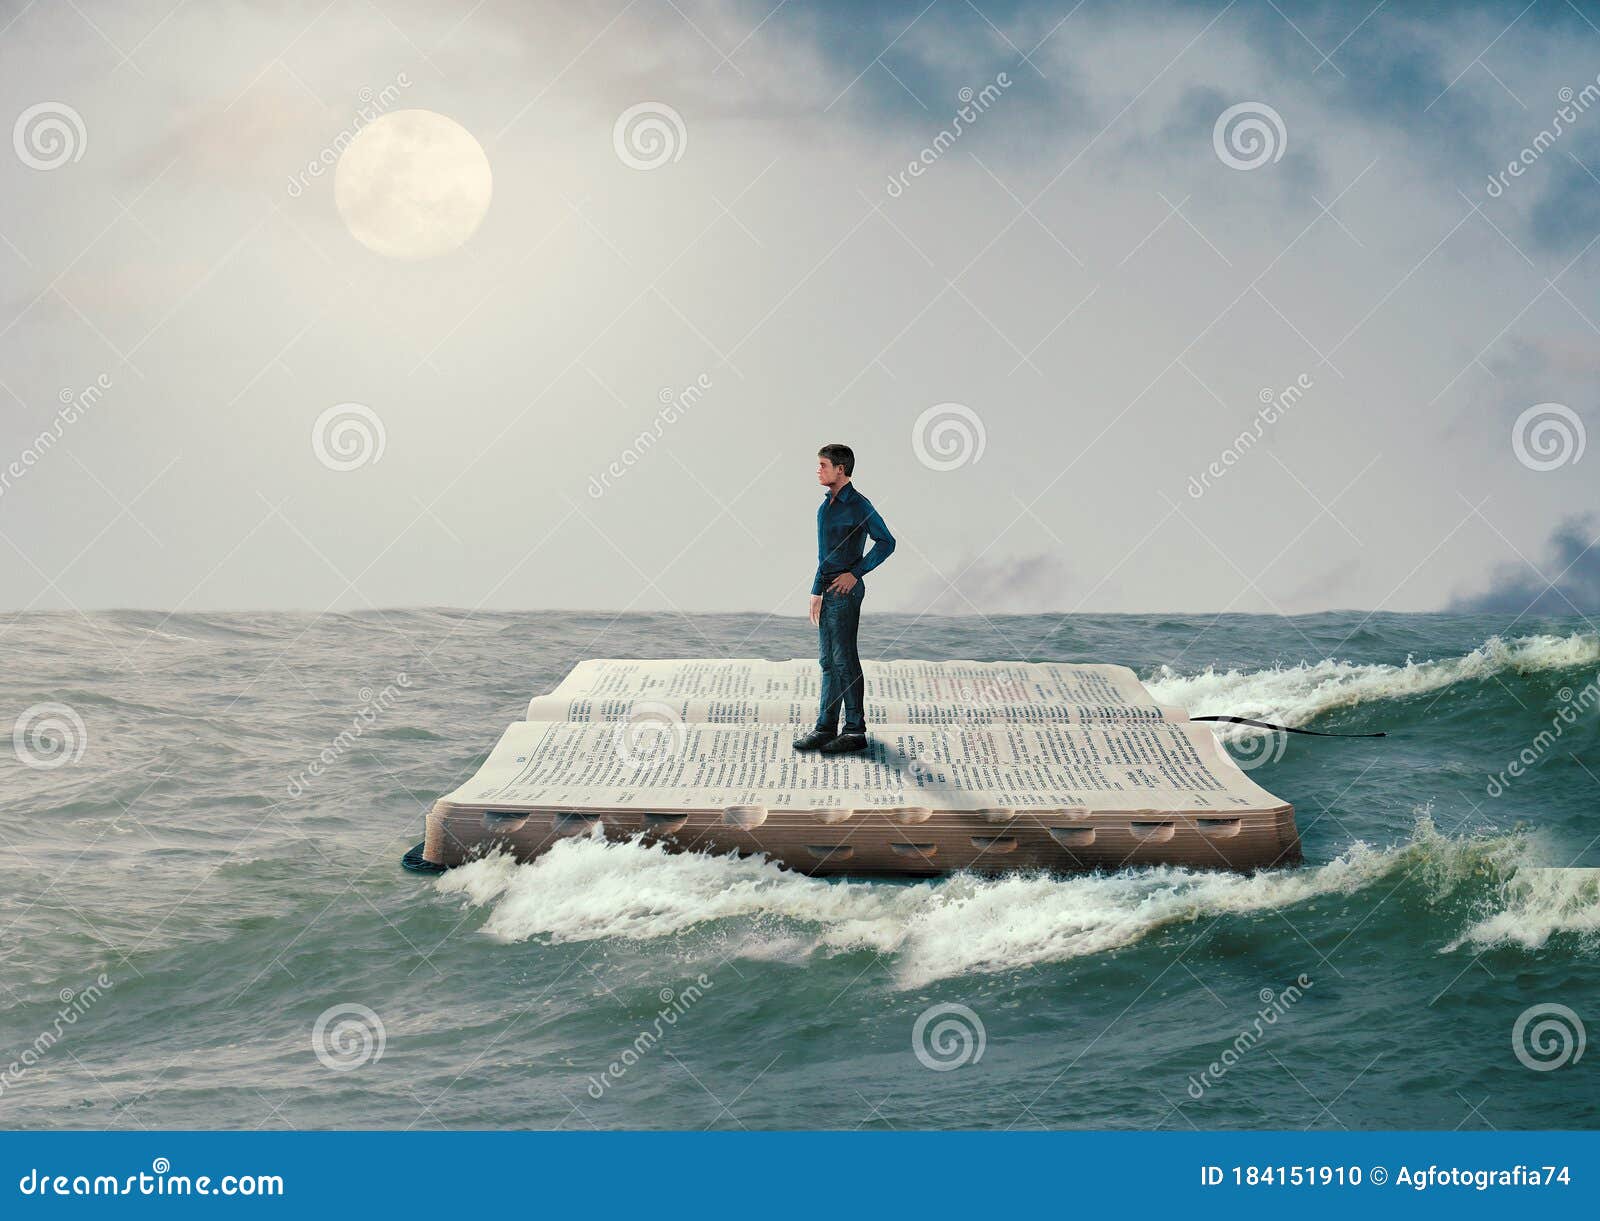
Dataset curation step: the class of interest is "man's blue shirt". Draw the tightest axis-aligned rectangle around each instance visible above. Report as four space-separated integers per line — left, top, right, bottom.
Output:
813 480 896 595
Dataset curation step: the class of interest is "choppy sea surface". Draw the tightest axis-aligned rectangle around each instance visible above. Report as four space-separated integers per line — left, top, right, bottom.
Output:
2 609 1598 1130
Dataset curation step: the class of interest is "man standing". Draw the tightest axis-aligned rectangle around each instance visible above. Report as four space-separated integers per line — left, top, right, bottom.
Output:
793 444 896 755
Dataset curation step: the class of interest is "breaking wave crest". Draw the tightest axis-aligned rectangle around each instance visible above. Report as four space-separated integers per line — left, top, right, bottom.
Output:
1445 867 1600 952
1145 632 1600 725
437 819 1576 987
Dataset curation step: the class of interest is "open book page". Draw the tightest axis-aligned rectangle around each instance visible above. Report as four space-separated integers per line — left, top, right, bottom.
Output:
443 720 1283 814
524 694 1184 725
534 658 1184 724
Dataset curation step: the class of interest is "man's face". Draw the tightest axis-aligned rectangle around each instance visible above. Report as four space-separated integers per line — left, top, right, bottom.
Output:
817 457 844 486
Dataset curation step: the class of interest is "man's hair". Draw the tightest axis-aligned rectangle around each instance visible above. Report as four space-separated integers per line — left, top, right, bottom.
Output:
818 443 855 475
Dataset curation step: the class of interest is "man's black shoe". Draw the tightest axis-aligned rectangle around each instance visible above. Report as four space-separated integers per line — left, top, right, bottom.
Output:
820 732 870 755
793 729 836 751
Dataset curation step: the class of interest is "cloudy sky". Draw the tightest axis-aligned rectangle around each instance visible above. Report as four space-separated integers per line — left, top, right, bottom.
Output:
1 0 1597 619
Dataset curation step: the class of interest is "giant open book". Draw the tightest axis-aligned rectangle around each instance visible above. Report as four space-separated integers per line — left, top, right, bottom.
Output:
417 659 1300 875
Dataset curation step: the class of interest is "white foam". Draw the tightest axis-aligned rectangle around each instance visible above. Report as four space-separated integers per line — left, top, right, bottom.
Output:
1145 632 1600 725
437 818 1531 987
435 833 932 946
1444 868 1600 952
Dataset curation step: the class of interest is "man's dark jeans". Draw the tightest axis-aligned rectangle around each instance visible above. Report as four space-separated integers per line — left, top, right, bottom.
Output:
814 579 866 735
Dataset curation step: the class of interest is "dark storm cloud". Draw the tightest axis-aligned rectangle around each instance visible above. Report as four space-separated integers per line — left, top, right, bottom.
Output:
760 0 1093 142
1452 515 1600 615
775 0 1571 201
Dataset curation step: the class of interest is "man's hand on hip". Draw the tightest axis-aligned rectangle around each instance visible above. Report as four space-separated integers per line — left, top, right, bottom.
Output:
809 594 823 626
826 572 858 595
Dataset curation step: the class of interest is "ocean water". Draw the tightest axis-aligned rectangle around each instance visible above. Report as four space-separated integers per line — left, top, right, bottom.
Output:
2 609 1598 1131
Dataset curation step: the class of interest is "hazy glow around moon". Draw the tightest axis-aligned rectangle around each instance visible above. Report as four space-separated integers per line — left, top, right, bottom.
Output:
335 110 492 259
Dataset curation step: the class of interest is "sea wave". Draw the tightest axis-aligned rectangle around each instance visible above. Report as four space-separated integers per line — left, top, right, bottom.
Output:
1444 868 1600 952
1146 632 1600 725
437 818 1563 988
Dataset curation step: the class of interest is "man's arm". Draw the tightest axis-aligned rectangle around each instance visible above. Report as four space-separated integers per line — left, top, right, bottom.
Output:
811 501 827 596
849 504 896 579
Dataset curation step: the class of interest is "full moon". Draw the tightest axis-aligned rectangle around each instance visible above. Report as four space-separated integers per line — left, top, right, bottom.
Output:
335 110 493 260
